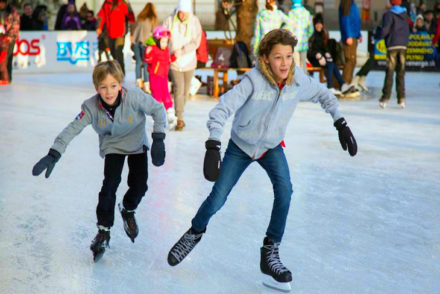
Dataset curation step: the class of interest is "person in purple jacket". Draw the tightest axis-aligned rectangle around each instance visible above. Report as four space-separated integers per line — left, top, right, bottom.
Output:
167 29 357 292
339 0 362 85
377 0 410 109
60 3 82 30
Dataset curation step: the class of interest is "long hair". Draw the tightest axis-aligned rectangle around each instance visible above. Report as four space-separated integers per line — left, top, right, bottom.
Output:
341 0 352 16
137 2 158 26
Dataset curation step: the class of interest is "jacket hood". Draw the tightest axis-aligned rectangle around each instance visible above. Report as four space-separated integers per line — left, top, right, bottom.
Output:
256 56 295 87
390 5 407 15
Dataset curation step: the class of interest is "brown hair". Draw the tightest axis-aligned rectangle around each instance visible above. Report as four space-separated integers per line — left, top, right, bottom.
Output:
92 60 124 88
137 2 158 26
341 0 352 17
257 29 298 58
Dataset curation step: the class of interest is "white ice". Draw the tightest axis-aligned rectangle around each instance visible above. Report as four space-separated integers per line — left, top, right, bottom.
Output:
1 70 439 294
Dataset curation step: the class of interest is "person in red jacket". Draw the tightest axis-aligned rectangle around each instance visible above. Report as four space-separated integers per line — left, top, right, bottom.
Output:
0 0 20 85
96 0 135 74
144 26 178 130
197 29 208 68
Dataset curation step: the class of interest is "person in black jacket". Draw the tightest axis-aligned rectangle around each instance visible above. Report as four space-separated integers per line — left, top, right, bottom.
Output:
20 3 38 31
307 13 357 97
377 0 410 109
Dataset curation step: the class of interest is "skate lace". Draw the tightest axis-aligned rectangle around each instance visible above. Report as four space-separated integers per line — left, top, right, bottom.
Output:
265 243 289 275
171 232 200 261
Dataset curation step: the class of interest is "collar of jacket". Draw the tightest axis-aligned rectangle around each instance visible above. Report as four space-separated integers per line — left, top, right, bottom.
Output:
256 56 295 87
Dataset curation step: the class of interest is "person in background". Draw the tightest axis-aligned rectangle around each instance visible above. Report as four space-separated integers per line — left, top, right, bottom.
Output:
55 0 73 30
132 2 157 92
144 26 178 130
82 10 96 31
78 2 89 27
163 0 202 131
253 0 289 57
96 0 136 75
423 10 437 34
413 14 426 33
60 2 81 30
32 60 167 262
0 0 19 85
307 13 357 96
287 0 313 72
377 0 410 109
338 0 362 85
20 2 37 31
196 29 208 68
33 4 48 30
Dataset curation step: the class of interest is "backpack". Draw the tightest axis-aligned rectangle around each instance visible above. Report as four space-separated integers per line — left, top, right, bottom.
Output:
229 41 252 68
211 47 232 68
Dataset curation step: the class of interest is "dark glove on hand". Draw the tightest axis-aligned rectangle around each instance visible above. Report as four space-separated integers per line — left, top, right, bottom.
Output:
334 117 357 156
32 149 61 178
203 140 222 182
151 132 166 166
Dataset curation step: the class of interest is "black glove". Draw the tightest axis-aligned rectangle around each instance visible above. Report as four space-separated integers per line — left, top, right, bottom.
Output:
32 149 61 178
334 117 357 156
203 140 221 182
151 132 166 166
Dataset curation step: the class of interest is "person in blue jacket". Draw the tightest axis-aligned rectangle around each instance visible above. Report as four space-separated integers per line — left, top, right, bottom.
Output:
377 0 410 109
339 0 362 85
166 29 358 292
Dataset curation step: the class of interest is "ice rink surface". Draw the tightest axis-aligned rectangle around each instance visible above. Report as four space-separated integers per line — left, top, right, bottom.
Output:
0 70 439 294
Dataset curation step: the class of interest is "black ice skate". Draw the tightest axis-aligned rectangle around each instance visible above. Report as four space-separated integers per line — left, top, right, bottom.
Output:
90 227 110 262
118 203 138 243
167 228 205 266
260 237 292 292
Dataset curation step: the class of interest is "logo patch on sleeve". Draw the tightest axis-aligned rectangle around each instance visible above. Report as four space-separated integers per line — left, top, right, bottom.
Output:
75 110 85 120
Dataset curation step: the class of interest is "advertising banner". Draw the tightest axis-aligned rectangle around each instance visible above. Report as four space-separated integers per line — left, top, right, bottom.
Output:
13 31 134 73
371 31 440 71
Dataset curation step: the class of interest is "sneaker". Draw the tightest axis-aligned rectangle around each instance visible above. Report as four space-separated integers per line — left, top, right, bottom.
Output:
167 228 205 266
90 226 110 262
118 203 138 243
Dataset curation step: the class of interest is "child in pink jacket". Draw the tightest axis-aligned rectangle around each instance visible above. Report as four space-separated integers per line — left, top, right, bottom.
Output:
144 26 177 130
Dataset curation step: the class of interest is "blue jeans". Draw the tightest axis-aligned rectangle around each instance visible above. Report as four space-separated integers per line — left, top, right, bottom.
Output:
191 140 293 243
325 61 345 89
131 43 148 81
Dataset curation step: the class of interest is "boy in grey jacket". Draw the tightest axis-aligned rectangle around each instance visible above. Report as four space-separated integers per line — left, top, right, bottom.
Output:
32 61 167 262
167 29 357 292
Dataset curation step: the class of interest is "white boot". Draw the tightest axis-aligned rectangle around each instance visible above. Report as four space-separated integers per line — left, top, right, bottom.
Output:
352 75 360 87
341 83 360 98
136 78 144 89
167 108 177 130
143 82 151 94
329 88 342 96
358 75 368 91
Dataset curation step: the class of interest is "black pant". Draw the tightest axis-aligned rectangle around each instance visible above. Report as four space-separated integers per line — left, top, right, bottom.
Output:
381 49 406 101
109 37 125 74
7 38 15 82
97 150 148 228
356 57 374 77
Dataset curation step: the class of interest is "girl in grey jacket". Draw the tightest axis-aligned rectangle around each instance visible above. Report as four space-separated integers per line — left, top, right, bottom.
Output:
32 61 167 262
167 29 357 292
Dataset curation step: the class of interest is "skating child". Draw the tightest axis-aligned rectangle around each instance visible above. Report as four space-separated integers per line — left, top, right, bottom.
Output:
32 60 167 262
144 26 178 130
167 29 357 292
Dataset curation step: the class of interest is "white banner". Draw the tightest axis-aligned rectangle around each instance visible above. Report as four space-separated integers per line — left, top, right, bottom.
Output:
13 31 134 74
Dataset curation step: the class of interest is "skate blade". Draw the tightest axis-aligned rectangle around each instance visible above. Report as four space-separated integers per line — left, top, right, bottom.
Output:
262 275 292 293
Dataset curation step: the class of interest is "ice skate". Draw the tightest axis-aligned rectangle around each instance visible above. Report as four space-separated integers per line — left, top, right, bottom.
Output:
340 83 360 98
136 78 145 90
175 119 185 131
379 98 388 109
118 203 138 243
167 108 177 131
357 75 368 92
90 226 110 262
398 99 406 109
167 228 205 266
329 88 342 97
261 237 292 292
143 81 151 94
